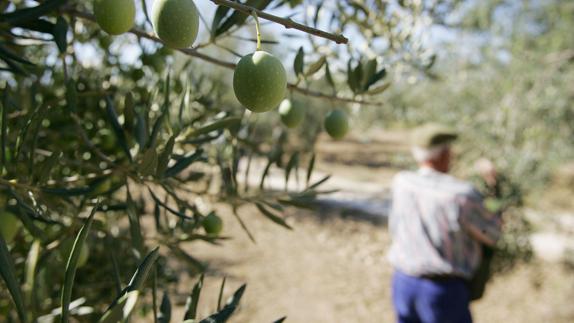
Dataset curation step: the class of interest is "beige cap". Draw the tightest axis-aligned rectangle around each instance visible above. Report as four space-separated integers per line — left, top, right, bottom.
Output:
410 123 458 148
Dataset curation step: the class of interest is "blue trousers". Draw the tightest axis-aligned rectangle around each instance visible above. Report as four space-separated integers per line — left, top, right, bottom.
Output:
392 271 472 323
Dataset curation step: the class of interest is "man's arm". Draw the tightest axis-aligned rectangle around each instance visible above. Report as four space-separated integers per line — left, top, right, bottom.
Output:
458 191 502 247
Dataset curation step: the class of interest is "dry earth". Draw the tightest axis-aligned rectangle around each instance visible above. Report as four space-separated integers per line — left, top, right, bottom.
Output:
158 131 574 323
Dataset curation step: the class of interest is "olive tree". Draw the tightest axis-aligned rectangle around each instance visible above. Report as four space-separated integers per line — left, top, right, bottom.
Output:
0 0 465 322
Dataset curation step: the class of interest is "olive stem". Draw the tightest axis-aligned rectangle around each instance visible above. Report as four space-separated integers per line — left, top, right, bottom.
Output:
210 0 348 44
63 8 381 106
251 11 262 51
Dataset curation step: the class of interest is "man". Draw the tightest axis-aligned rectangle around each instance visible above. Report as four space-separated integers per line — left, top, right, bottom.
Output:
388 123 502 323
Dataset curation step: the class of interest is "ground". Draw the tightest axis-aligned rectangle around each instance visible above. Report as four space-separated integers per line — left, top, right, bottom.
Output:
163 131 574 323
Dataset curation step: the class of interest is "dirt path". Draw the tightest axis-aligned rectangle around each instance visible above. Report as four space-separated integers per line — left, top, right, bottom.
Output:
166 131 574 322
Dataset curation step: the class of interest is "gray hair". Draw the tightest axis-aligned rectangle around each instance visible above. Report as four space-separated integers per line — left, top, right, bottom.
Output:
411 144 449 163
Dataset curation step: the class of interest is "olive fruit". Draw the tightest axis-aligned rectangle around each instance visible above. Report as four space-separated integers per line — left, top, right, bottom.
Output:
324 109 349 140
152 0 200 49
278 99 305 128
94 0 136 35
233 51 287 113
202 213 223 235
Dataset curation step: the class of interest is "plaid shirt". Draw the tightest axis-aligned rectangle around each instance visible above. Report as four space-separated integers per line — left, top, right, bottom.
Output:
387 167 501 279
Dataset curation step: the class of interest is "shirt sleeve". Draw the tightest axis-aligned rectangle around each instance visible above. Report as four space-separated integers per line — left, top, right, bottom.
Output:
388 176 401 237
457 189 502 245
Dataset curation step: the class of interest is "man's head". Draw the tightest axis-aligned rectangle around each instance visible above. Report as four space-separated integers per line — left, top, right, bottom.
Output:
410 123 458 173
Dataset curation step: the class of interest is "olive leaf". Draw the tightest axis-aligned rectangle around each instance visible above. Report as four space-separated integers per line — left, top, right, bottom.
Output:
61 203 98 323
0 0 68 24
53 17 68 53
158 292 172 323
198 284 247 323
305 56 327 77
0 233 28 323
100 247 160 322
183 274 204 320
255 203 293 230
105 96 133 163
294 46 305 77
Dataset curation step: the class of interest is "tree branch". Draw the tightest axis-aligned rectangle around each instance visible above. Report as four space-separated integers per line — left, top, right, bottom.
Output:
209 0 348 45
66 9 381 107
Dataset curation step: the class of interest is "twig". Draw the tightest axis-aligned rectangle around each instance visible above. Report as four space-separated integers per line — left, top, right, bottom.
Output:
209 0 348 44
65 9 382 106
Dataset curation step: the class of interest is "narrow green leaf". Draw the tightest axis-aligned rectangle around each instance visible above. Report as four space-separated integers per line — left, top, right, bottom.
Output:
100 247 160 323
217 277 227 311
366 82 391 95
273 317 287 323
0 232 28 323
294 46 305 77
99 290 140 323
214 0 273 37
187 117 242 138
126 246 160 292
126 193 144 254
13 18 56 34
259 158 274 190
313 3 323 27
148 73 171 149
164 149 204 178
307 174 331 190
0 53 27 74
0 0 68 24
284 152 299 190
0 44 35 66
24 240 40 304
352 60 363 93
156 135 175 177
278 196 317 210
255 203 292 230
135 110 148 149
305 56 327 77
325 62 335 91
148 189 193 221
105 96 132 162
183 274 203 320
1 86 8 170
347 59 357 93
232 206 256 243
105 234 123 296
41 185 91 197
177 83 188 124
158 291 171 323
211 5 232 38
53 17 68 53
361 58 377 91
306 153 316 187
61 203 98 323
199 284 246 323
367 67 387 89
14 103 41 161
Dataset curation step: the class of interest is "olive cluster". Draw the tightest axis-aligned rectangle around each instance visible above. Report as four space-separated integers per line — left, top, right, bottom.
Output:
93 0 349 139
